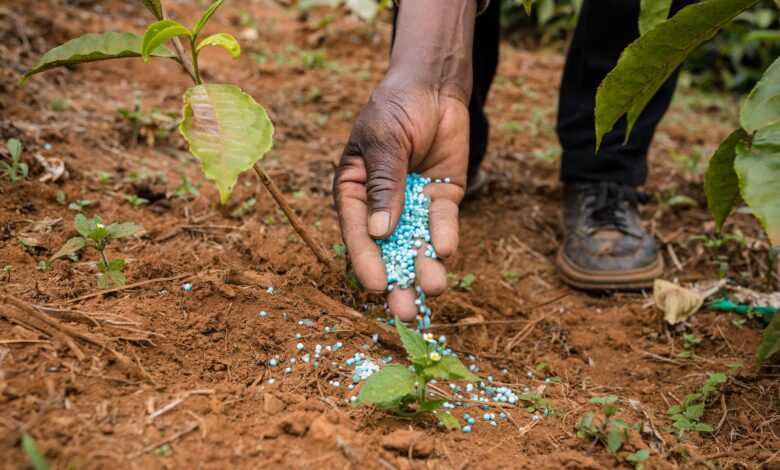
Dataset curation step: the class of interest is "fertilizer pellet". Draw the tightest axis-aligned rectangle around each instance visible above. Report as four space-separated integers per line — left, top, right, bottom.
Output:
375 173 452 330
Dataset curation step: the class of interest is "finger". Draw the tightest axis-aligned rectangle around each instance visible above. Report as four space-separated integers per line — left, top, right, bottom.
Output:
416 245 447 296
334 155 387 293
388 286 418 322
428 198 459 258
355 112 409 239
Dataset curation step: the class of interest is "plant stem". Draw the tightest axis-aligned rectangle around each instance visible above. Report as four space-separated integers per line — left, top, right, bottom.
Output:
99 249 109 269
190 38 203 85
253 164 338 272
160 5 198 84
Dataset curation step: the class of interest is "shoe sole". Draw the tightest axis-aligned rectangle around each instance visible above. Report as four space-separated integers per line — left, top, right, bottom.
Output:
555 247 664 291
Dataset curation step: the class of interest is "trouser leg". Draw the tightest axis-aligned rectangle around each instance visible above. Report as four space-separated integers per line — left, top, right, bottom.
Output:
557 0 691 186
467 0 501 182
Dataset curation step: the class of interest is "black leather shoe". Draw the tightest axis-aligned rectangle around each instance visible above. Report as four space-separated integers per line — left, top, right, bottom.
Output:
556 181 664 290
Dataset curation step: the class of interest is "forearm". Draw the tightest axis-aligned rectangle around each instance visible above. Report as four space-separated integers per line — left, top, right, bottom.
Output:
386 0 478 103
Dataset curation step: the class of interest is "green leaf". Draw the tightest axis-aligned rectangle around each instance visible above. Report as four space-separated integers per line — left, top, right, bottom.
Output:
106 223 142 239
704 129 748 229
22 32 175 83
639 0 672 35
196 33 241 58
423 356 480 382
741 56 780 133
99 258 126 273
520 0 535 15
595 0 759 149
21 434 49 470
734 122 780 244
394 317 429 365
683 403 705 420
356 364 416 409
49 237 86 263
194 0 225 37
98 269 126 289
435 410 460 430
142 20 192 62
590 395 618 406
179 84 274 204
756 313 780 366
74 214 99 238
626 449 650 463
606 427 625 453
142 0 163 19
7 138 21 160
419 400 446 412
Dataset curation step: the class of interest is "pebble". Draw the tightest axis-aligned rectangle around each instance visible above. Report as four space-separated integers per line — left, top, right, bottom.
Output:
259 310 268 318
181 282 193 292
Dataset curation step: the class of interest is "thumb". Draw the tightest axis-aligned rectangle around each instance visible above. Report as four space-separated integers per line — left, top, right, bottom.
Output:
354 120 409 239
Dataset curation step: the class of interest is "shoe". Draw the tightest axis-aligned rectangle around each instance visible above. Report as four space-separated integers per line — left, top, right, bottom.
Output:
556 181 664 290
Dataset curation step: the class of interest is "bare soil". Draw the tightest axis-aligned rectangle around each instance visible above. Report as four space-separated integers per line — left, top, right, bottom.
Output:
1 1 778 469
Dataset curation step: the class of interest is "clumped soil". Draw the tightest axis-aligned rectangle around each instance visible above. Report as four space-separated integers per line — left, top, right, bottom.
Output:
1 1 779 469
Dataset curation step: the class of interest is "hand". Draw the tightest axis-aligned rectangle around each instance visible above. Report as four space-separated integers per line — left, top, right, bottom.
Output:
334 83 469 321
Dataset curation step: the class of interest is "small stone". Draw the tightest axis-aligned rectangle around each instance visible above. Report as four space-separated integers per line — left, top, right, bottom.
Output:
263 393 286 415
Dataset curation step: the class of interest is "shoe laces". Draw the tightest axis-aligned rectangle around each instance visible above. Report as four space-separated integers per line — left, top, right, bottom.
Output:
582 181 649 234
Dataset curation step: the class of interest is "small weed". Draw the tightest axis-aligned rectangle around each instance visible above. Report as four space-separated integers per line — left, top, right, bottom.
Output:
333 243 346 258
576 395 629 453
626 449 650 469
49 214 143 289
21 433 48 470
667 372 727 437
678 333 702 359
50 98 70 112
54 191 67 205
356 318 479 430
449 273 477 291
117 94 178 146
173 174 200 200
230 197 256 219
2 138 29 183
68 199 93 212
125 194 150 207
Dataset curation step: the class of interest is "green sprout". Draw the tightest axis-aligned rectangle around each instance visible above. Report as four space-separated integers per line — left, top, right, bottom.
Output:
49 214 143 288
1 138 29 183
356 318 479 430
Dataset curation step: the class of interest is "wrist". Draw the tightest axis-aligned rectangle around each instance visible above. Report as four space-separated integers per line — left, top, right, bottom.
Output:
388 0 477 103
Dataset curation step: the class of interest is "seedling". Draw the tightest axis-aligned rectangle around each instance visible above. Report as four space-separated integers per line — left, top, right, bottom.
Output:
230 197 256 219
125 193 150 207
356 318 479 430
678 333 702 359
1 138 28 183
22 0 336 272
172 174 200 199
49 214 143 288
667 372 727 437
576 395 629 453
21 433 48 470
68 199 93 212
448 272 477 291
117 94 178 146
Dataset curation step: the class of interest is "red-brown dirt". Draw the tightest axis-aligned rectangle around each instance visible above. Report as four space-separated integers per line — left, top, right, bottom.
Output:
1 1 778 469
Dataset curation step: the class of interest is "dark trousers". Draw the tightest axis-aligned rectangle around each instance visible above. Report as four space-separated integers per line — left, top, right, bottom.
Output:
466 0 690 186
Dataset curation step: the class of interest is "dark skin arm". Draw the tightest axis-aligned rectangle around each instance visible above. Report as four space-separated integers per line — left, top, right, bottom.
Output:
333 0 478 320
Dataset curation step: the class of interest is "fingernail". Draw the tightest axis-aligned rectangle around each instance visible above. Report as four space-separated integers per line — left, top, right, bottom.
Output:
369 211 390 237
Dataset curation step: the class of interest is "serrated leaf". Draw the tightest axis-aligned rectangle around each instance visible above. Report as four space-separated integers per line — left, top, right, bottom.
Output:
683 403 705 420
356 364 416 408
741 56 780 133
435 411 460 430
142 0 163 19
106 223 142 239
194 0 225 36
394 317 430 365
142 20 192 62
705 129 748 229
197 33 241 58
7 138 21 159
423 356 479 382
639 0 672 35
756 313 780 366
21 434 48 470
74 213 99 238
179 84 274 204
49 237 86 263
22 32 175 83
595 0 759 149
734 122 780 244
